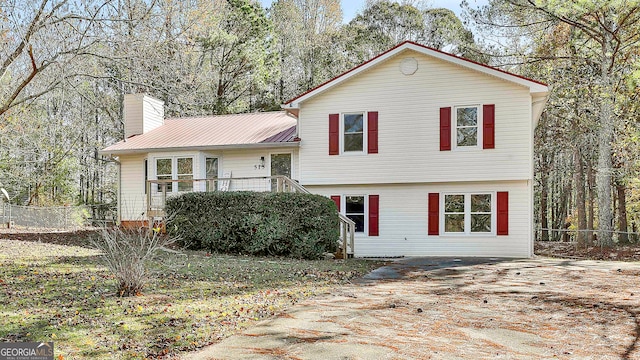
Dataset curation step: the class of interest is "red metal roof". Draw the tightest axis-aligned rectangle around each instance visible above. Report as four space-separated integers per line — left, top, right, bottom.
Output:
102 111 296 154
260 125 297 143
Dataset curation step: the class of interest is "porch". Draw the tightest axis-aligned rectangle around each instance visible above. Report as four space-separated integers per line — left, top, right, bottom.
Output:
146 175 355 258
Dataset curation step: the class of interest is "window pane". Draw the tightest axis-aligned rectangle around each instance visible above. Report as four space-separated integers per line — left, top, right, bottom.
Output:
344 114 363 133
347 214 365 233
178 175 193 192
177 158 193 175
271 153 292 177
457 107 477 126
445 195 464 212
471 214 491 232
346 196 364 213
156 159 171 175
206 158 218 178
471 194 491 212
457 127 477 147
445 214 465 232
157 175 172 192
344 133 363 152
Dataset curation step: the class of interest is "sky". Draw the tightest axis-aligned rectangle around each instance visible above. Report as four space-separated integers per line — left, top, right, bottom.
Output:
258 0 490 21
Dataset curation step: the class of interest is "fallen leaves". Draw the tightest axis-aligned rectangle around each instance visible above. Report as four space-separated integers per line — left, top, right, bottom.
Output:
0 236 380 359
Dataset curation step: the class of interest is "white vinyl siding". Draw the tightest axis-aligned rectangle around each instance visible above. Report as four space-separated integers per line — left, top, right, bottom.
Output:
118 154 147 222
123 94 164 138
308 180 531 258
297 49 532 185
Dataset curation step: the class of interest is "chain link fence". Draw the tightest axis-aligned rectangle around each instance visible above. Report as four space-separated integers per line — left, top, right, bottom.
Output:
536 227 640 245
0 203 116 230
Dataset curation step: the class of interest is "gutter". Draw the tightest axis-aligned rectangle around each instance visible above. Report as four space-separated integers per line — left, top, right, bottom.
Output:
99 141 300 157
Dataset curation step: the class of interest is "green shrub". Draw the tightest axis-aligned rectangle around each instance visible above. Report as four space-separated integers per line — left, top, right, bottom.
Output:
165 191 339 259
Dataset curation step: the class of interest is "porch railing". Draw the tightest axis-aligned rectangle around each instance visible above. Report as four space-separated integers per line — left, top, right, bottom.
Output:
146 176 355 258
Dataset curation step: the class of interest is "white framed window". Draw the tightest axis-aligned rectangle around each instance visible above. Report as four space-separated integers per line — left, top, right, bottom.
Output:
154 156 194 193
454 105 481 149
342 113 366 153
204 157 219 192
155 158 173 192
442 193 494 235
345 195 366 233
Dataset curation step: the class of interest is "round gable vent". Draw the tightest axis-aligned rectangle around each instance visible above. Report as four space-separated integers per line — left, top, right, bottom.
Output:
400 57 418 75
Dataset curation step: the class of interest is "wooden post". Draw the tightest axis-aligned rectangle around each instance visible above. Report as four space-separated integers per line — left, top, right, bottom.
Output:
161 183 167 210
349 223 355 258
342 222 347 259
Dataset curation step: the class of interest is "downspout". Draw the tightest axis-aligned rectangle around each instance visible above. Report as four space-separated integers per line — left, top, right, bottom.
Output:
530 93 550 257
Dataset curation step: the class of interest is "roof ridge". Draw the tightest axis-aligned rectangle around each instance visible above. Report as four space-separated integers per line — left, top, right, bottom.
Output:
166 110 286 121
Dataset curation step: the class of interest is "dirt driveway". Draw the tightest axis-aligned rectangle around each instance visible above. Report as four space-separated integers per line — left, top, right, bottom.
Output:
186 257 640 360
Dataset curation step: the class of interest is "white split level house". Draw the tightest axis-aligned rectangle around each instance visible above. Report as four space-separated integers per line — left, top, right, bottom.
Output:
100 41 549 258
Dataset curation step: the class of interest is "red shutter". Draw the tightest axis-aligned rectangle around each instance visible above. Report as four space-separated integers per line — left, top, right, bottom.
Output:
329 114 339 155
497 191 509 235
330 195 341 211
483 104 495 149
369 195 379 236
367 111 378 154
440 107 451 151
428 193 439 235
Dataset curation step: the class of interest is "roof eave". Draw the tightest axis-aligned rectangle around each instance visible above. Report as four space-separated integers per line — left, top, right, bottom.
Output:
99 141 300 156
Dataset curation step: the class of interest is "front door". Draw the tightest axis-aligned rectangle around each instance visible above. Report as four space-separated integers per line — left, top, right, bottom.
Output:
270 153 292 191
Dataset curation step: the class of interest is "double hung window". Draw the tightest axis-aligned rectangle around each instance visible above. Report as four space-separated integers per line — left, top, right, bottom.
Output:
343 113 365 153
455 106 480 148
345 195 365 233
443 193 493 234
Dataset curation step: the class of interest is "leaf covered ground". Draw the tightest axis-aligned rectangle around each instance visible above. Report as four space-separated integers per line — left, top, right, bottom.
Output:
0 231 381 359
536 240 640 261
191 257 640 359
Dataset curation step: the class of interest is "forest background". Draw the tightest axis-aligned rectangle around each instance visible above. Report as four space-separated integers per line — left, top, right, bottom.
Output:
1 0 639 246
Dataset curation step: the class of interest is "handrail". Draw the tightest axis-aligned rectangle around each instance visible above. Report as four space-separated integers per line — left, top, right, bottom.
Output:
145 175 355 258
337 213 356 259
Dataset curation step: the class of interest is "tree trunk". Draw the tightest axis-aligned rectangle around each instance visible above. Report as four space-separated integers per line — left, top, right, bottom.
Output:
574 148 587 247
596 33 614 246
587 163 595 244
540 169 549 241
617 183 629 243
561 175 572 242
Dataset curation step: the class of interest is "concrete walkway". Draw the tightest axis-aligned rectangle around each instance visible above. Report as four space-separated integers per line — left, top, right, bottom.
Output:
184 257 640 360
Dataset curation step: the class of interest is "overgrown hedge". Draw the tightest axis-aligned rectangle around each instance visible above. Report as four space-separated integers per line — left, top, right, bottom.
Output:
165 191 340 259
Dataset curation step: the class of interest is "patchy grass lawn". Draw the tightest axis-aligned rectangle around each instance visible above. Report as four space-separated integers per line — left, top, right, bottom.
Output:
0 233 381 359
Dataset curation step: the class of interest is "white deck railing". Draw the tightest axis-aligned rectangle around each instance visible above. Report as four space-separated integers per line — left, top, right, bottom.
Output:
146 176 355 258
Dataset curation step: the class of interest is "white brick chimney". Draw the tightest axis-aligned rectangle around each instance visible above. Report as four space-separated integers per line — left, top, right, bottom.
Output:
123 94 165 138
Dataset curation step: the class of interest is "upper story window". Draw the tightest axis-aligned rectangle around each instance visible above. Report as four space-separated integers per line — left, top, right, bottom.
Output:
343 113 365 153
455 106 480 148
443 193 493 234
329 112 378 155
